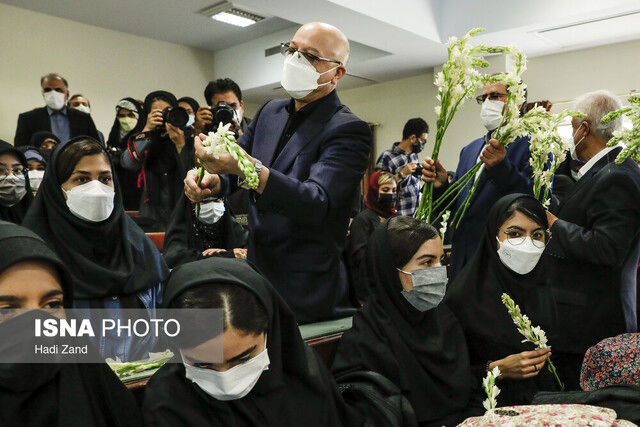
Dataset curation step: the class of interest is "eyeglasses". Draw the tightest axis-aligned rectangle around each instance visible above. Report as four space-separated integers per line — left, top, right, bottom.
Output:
500 230 550 248
280 43 342 66
0 166 27 177
476 92 508 105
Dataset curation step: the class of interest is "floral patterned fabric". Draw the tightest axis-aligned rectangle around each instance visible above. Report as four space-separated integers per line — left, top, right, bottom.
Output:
580 333 640 391
458 404 636 426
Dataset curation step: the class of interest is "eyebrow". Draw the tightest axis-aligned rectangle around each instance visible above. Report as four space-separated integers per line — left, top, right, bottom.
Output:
71 170 111 176
0 161 21 167
416 254 436 261
0 295 22 303
186 344 258 365
506 225 544 232
40 290 63 304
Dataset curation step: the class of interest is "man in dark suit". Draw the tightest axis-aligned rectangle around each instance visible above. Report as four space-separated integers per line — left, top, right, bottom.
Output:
184 22 371 323
422 83 535 278
14 73 99 147
545 90 640 389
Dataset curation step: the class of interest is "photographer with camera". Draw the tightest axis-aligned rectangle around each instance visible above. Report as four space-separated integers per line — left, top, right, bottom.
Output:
121 90 191 231
194 78 250 137
375 118 428 217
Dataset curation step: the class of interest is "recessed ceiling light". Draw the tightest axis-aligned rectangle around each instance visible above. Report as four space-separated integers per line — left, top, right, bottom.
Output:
201 2 265 27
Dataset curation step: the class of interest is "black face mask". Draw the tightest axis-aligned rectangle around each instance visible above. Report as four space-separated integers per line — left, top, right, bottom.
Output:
378 192 395 210
412 138 426 154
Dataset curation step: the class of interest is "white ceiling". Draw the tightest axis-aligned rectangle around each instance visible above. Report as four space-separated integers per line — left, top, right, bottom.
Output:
5 0 640 104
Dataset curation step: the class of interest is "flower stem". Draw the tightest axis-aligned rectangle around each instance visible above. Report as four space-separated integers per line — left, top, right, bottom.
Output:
195 162 205 217
547 358 564 391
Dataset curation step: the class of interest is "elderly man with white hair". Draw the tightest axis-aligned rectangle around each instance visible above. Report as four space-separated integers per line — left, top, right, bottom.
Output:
545 90 640 390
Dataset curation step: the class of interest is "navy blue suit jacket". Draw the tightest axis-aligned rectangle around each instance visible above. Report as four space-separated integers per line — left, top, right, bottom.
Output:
437 133 535 278
222 91 372 323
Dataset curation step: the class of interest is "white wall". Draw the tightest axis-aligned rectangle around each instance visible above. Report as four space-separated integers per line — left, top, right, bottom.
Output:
338 38 640 169
0 3 215 143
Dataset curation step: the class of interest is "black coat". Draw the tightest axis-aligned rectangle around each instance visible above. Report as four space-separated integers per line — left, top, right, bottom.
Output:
546 146 640 356
14 106 99 147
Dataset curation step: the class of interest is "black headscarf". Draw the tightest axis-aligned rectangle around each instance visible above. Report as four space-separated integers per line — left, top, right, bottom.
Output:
22 136 168 300
177 96 199 115
29 131 60 162
0 221 144 426
163 193 248 268
143 257 355 427
144 90 178 114
332 220 475 426
445 193 557 405
0 140 33 224
107 97 145 150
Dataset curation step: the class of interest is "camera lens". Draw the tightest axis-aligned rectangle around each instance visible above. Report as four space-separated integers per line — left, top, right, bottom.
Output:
162 106 189 128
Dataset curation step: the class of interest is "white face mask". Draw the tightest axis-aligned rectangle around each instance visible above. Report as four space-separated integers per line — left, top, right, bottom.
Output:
43 91 66 111
118 116 138 132
27 170 45 192
186 115 195 128
73 104 91 115
63 180 115 222
569 122 586 161
480 99 505 131
496 237 545 275
281 51 339 99
182 347 270 401
197 199 226 224
0 175 27 207
234 108 243 124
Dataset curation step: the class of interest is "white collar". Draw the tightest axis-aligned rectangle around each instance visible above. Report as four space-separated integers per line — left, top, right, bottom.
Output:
577 146 617 179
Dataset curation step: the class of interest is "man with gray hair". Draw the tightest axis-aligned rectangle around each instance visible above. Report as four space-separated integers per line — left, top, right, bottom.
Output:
545 90 640 389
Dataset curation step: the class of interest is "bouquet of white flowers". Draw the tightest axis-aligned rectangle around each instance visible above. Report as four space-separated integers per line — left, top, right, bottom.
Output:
195 122 258 215
425 45 528 227
601 94 640 163
482 366 501 411
501 293 564 390
415 28 497 222
445 46 527 228
525 108 586 207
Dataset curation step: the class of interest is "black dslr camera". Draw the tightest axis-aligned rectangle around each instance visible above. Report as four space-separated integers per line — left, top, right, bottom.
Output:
412 164 423 177
204 101 236 133
160 106 189 128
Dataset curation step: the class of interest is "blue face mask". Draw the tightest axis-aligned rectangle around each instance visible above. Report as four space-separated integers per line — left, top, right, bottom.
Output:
397 265 448 312
186 115 195 128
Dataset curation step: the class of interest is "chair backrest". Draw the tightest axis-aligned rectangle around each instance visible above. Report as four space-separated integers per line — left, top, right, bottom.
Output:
125 210 139 218
145 232 165 251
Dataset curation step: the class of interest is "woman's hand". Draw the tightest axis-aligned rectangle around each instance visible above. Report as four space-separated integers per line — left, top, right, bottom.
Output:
166 123 185 151
184 169 221 203
490 348 551 380
143 109 164 132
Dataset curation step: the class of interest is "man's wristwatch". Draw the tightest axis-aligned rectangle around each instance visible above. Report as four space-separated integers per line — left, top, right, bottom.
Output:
239 159 262 190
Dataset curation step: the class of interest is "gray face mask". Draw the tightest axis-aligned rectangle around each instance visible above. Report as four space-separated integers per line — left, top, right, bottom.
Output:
0 175 27 207
397 265 448 312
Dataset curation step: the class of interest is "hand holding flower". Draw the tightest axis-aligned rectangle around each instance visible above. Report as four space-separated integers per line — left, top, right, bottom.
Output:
194 132 245 176
490 348 551 380
480 138 507 169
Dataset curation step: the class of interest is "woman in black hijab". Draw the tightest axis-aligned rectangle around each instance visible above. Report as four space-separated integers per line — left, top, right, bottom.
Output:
107 97 145 210
0 140 33 224
23 136 168 361
163 193 248 268
29 131 60 162
121 91 189 231
445 194 557 406
0 221 143 426
143 257 357 427
332 216 480 427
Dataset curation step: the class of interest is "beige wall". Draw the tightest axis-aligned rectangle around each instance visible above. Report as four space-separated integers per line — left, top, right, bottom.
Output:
338 38 640 170
0 3 214 143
